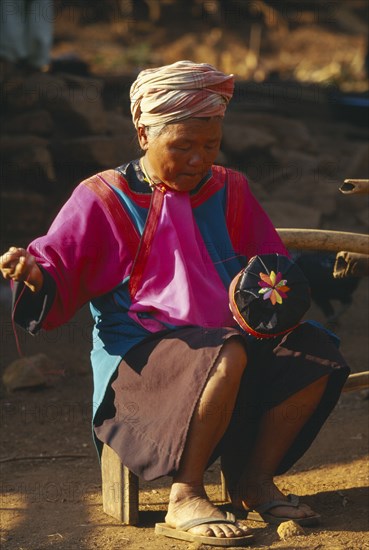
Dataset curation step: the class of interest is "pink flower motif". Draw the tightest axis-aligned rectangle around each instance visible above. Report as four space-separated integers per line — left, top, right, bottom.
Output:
258 270 290 305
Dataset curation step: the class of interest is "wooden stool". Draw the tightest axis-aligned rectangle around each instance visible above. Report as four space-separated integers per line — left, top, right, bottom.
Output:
100 371 368 524
101 444 229 525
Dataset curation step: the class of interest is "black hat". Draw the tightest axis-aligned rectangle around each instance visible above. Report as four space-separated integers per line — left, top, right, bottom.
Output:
229 254 311 338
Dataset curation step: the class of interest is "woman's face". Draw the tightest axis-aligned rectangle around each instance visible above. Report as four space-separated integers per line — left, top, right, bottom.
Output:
138 117 222 192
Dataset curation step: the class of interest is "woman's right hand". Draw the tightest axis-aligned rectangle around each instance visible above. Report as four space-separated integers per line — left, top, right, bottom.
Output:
0 247 43 292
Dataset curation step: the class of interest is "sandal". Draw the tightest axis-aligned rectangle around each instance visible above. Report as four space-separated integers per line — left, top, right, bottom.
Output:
155 511 254 547
245 493 321 526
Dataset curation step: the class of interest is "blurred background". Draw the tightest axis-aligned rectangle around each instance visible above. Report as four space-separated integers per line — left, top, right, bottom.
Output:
50 0 369 88
1 0 368 245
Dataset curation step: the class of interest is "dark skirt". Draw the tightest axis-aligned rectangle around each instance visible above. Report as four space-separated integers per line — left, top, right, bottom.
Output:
94 323 349 481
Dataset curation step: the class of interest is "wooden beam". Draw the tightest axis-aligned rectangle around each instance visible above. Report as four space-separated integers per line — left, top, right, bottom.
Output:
340 179 369 195
343 371 369 392
276 229 369 255
334 251 369 278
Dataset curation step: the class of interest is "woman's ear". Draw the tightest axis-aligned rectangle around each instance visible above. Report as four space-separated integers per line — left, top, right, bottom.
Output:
137 126 149 150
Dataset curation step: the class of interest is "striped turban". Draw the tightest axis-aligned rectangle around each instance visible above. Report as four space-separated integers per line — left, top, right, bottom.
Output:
130 60 234 128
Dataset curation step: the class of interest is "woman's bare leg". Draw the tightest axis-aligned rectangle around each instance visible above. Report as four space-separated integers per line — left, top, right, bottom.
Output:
223 374 329 520
165 338 252 539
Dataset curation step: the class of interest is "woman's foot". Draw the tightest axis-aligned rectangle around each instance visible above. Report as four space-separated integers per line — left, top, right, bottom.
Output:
165 482 252 539
229 477 318 522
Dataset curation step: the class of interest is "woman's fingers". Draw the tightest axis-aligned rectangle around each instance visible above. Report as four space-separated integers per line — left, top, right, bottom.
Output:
13 255 29 280
0 247 25 267
0 247 34 281
0 250 19 277
0 247 42 292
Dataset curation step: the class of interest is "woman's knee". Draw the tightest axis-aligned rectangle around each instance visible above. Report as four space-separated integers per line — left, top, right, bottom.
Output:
216 338 247 380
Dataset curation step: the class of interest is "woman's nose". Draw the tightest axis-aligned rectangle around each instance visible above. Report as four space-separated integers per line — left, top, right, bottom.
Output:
187 152 203 166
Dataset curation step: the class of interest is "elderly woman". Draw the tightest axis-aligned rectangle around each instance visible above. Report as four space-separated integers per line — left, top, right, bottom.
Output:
1 61 349 547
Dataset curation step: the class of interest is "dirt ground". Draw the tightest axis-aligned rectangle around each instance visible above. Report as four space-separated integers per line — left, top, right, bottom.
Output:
1 3 369 549
0 277 368 550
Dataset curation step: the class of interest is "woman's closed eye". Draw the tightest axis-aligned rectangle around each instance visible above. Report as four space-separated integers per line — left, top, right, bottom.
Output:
174 143 219 152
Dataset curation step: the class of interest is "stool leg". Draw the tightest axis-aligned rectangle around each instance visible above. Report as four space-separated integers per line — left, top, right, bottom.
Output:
220 470 229 502
101 444 139 525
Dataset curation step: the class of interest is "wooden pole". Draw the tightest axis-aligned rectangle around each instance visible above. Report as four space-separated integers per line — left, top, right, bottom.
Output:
339 179 369 195
276 229 369 255
334 251 369 278
343 371 369 392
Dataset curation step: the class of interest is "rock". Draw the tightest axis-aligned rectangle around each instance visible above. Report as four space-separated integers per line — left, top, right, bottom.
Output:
248 178 269 202
0 134 48 151
101 74 136 111
2 353 58 391
307 177 340 217
3 73 68 111
215 149 228 166
1 192 49 243
270 148 319 176
345 144 369 179
54 135 139 170
46 87 107 135
50 53 90 76
113 134 153 166
54 136 116 168
105 111 136 137
277 520 306 540
261 200 321 229
55 73 103 93
330 4 369 34
356 205 369 229
222 123 276 155
265 175 339 217
4 109 54 137
225 112 314 153
0 135 56 187
1 76 39 111
0 280 12 308
18 144 56 181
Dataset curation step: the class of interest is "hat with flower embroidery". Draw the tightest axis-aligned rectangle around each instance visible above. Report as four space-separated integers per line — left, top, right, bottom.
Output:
229 254 311 338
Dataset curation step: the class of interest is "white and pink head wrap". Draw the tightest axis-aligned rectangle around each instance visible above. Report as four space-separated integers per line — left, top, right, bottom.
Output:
130 60 234 128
